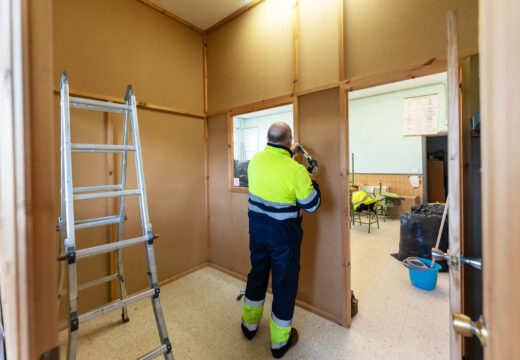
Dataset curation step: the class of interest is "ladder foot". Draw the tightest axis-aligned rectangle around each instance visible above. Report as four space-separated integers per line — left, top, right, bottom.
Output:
122 313 130 323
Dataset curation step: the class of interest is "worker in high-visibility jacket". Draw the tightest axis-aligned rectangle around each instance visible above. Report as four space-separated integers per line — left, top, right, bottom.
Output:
352 190 378 212
241 122 321 359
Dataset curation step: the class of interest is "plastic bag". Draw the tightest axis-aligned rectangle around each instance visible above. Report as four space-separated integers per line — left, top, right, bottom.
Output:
397 204 449 272
411 203 446 216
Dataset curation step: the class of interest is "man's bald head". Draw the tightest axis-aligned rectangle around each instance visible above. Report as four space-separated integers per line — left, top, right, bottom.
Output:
267 122 293 145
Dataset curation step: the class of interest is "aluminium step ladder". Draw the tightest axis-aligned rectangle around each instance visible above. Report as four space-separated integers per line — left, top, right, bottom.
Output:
57 72 174 360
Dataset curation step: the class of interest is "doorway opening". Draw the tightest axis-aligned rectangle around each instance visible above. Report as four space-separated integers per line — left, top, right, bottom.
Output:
347 72 451 358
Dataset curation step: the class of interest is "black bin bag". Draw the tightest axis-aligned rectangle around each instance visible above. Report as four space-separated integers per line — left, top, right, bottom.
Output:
397 204 449 272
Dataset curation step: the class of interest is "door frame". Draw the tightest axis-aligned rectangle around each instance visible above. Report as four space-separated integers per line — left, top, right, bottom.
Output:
339 51 473 335
0 0 57 358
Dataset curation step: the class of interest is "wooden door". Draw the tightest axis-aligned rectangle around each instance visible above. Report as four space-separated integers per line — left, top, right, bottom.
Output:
480 0 520 358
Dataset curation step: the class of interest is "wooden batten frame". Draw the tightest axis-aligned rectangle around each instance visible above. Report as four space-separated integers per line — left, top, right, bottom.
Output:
106 113 118 301
338 0 345 81
203 34 209 114
292 96 300 143
203 32 211 261
204 117 211 260
344 49 478 92
446 9 463 360
205 0 266 33
228 94 294 117
1 0 57 356
206 109 229 117
52 88 205 119
207 48 478 117
0 3 31 356
292 0 299 95
339 86 351 327
138 0 204 33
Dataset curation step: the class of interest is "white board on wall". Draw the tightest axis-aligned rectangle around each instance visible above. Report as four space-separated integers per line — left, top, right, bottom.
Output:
403 93 439 136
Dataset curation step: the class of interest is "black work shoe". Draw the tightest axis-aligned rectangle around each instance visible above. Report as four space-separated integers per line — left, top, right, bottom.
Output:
271 328 299 359
241 323 257 340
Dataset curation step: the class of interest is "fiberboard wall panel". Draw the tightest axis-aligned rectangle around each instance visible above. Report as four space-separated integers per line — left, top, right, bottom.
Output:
113 111 207 297
343 0 478 78
208 88 345 322
206 0 293 112
53 0 206 320
53 0 204 114
298 88 343 321
298 0 340 90
208 114 251 275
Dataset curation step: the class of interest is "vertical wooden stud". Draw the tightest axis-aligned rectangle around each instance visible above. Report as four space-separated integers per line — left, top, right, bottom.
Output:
339 87 351 327
203 33 211 261
105 112 118 301
292 0 299 95
447 9 463 360
293 96 300 143
338 0 345 80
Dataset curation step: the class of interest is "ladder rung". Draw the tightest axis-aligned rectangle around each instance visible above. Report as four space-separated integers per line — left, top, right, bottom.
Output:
69 96 131 114
71 143 136 153
74 184 123 193
59 274 119 294
78 274 119 291
137 345 169 360
74 189 140 201
75 215 121 229
76 234 153 260
79 288 155 324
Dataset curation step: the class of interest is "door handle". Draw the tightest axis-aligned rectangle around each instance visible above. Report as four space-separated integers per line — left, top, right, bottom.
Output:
432 248 450 262
431 248 482 271
462 256 482 270
452 313 488 347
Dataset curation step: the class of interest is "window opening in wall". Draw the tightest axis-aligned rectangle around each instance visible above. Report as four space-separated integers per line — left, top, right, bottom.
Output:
232 104 294 189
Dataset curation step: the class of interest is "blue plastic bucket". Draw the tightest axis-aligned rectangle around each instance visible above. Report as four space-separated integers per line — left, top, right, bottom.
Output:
408 258 441 291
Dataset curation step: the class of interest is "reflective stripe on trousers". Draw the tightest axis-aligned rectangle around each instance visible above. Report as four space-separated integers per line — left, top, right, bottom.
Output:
270 312 291 349
242 297 265 331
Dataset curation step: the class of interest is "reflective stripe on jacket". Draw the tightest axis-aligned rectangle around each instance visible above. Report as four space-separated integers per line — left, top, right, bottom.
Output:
352 190 377 211
248 144 320 221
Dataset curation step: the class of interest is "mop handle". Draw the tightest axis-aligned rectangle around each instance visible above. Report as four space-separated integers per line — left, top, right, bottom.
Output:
430 195 449 269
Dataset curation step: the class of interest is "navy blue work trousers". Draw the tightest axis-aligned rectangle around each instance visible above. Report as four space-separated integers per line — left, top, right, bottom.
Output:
245 212 303 321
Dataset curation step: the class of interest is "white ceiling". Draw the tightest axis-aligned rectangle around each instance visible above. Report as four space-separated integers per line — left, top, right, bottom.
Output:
150 0 255 30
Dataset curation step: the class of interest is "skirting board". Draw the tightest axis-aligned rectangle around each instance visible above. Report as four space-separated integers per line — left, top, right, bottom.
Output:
207 263 343 325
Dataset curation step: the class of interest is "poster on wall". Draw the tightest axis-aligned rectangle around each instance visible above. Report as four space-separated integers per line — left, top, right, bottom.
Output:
403 93 439 136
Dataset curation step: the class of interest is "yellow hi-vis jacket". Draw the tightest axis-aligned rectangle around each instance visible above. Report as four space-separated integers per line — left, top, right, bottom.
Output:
247 144 320 221
352 190 378 211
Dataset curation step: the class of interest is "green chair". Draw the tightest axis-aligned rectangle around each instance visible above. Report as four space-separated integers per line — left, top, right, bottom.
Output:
351 191 379 233
377 180 397 221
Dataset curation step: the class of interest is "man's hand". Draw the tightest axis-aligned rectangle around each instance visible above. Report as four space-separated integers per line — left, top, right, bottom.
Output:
309 173 316 181
290 143 300 153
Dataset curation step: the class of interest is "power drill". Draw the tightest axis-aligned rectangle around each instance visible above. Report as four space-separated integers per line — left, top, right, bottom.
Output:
296 145 318 174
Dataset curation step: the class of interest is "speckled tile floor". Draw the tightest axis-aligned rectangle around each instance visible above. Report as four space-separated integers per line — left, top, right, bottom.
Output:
59 220 449 359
